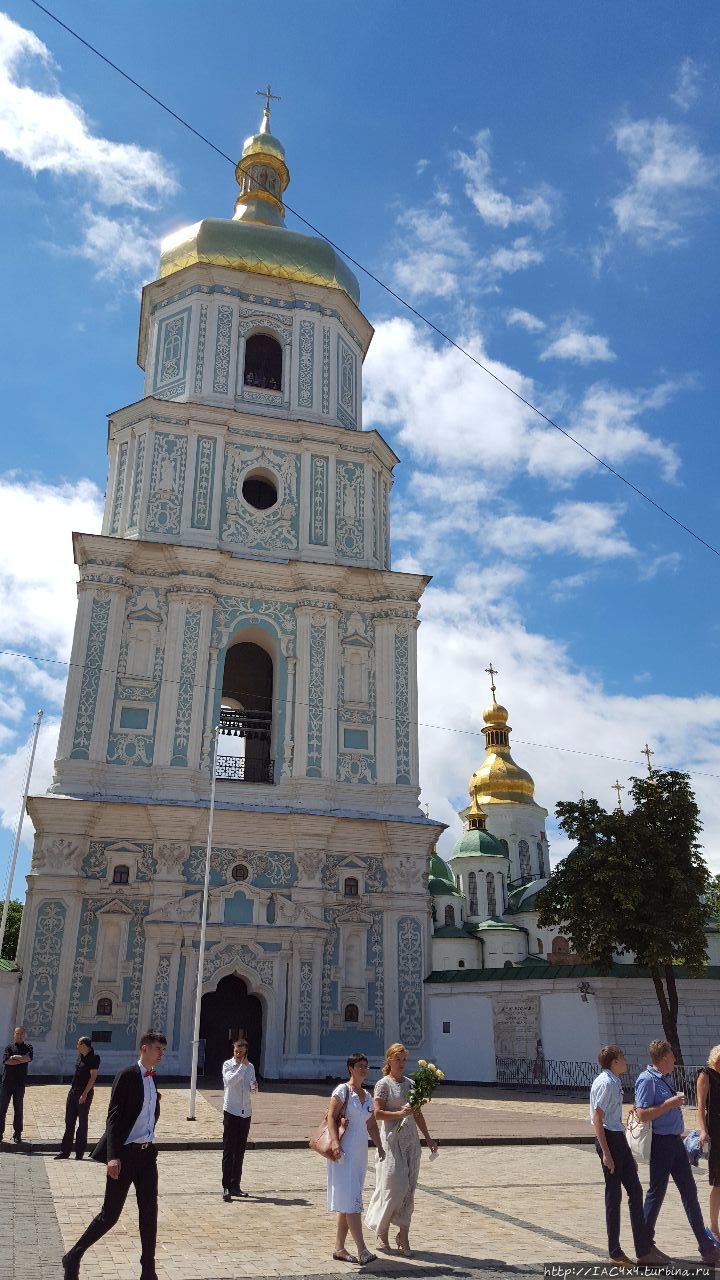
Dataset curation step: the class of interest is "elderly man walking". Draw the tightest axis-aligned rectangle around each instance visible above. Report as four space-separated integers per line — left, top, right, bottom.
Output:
635 1038 720 1264
0 1025 33 1146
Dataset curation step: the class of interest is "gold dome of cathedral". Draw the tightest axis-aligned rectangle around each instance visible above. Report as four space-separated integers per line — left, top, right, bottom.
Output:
468 667 536 806
159 97 360 305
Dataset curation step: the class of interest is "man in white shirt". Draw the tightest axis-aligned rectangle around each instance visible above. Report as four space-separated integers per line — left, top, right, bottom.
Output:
221 1038 257 1201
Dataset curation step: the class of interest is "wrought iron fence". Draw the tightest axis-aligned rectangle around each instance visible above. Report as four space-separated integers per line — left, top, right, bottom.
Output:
496 1056 704 1105
215 754 275 783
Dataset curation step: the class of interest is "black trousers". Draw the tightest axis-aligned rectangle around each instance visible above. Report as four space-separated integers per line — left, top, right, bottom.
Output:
0 1079 25 1138
595 1128 652 1259
222 1111 251 1190
60 1087 94 1157
66 1144 158 1279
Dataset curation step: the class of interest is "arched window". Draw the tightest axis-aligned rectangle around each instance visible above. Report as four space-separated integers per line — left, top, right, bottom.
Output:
537 937 544 954
486 872 497 917
498 838 509 856
550 935 571 963
468 871 478 915
518 840 531 881
96 997 113 1017
344 1003 359 1023
537 841 545 878
503 960 514 969
243 333 282 390
444 904 456 927
218 641 274 784
112 865 129 885
344 877 359 898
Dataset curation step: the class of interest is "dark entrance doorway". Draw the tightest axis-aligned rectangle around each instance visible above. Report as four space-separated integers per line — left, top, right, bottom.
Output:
199 974 263 1079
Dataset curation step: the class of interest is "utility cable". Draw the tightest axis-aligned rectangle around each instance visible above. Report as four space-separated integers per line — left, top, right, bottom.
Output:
24 0 720 562
3 646 720 782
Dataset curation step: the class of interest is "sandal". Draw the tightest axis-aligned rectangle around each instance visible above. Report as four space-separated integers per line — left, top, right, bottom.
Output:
395 1233 413 1258
332 1250 354 1262
358 1249 377 1265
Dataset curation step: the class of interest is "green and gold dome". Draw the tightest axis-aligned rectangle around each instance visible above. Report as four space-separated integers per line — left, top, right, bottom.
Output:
159 99 360 305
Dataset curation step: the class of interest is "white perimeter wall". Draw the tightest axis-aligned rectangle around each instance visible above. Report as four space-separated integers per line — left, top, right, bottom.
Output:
0 969 19 1047
426 976 720 1080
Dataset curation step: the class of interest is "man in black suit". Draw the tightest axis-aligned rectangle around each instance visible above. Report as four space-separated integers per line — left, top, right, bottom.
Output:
62 1029 166 1280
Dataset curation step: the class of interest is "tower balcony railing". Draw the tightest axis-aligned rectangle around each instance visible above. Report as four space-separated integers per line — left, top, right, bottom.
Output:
215 754 275 784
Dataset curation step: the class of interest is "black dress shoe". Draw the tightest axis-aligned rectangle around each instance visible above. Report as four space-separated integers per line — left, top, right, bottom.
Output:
75 1153 84 1160
54 1152 70 1160
235 1188 248 1197
61 1253 80 1280
13 1135 21 1145
222 1188 232 1202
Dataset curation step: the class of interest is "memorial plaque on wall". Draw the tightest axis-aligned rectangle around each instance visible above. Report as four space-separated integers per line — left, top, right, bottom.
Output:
492 993 540 1058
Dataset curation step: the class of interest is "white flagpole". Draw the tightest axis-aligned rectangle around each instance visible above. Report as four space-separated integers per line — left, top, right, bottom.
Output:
0 709 43 961
187 724 219 1121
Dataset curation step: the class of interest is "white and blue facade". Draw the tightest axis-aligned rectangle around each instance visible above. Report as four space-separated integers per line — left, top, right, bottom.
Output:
16 115 441 1078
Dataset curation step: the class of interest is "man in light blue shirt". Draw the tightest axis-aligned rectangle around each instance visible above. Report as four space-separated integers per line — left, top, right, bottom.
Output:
635 1037 720 1263
590 1044 654 1266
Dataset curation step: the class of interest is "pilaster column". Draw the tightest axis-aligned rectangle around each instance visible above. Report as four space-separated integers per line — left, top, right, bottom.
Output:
407 620 420 787
56 582 96 761
185 593 215 769
281 655 297 779
374 618 396 783
322 610 340 780
310 935 324 1056
153 594 188 765
292 607 312 777
88 583 131 762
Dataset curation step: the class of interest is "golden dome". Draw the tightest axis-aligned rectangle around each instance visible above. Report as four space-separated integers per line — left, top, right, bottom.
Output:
468 677 536 805
158 104 360 305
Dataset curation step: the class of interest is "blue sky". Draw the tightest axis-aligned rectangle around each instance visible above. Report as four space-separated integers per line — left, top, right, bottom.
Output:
1 0 719 894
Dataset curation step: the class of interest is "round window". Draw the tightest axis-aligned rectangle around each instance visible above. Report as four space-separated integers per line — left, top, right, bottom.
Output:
231 864 249 882
242 470 278 510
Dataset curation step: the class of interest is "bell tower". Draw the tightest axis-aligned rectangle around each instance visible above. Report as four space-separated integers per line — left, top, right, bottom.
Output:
18 98 442 1077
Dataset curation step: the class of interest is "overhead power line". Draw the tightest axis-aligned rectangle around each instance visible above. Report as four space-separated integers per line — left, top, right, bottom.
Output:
3 646 720 783
24 0 720 562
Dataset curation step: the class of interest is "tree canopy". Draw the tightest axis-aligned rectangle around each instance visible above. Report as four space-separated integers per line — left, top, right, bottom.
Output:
537 770 712 1059
0 899 22 962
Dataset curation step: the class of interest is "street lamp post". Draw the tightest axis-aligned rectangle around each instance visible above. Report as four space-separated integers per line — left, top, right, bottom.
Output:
187 725 220 1121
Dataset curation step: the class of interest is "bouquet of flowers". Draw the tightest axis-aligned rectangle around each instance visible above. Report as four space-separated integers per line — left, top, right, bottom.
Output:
398 1059 444 1130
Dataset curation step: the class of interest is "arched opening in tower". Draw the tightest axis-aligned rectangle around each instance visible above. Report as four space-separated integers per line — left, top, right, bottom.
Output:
218 641 274 783
243 333 282 390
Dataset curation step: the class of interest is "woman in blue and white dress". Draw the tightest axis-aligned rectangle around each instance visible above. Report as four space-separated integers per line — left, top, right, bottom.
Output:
326 1052 385 1265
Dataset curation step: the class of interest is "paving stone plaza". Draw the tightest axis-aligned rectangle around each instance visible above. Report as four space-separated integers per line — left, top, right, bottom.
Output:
0 1085 714 1279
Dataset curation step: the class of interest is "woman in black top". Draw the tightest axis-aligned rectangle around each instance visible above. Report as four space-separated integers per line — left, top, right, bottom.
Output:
697 1045 720 1244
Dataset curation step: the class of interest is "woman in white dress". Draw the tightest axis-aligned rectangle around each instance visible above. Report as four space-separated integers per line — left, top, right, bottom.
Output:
326 1052 385 1264
365 1041 438 1257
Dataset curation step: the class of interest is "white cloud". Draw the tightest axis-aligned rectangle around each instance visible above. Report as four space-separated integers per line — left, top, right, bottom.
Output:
456 130 555 229
416 576 720 869
506 308 546 333
638 551 682 580
611 116 719 246
0 474 103 658
483 502 634 561
481 236 544 277
0 475 102 854
0 13 176 208
392 208 470 299
540 327 616 364
549 572 591 601
74 206 159 284
671 57 701 112
415 158 430 175
363 317 680 484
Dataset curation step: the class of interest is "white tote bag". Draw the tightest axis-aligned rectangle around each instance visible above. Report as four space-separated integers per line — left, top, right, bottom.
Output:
626 1106 653 1162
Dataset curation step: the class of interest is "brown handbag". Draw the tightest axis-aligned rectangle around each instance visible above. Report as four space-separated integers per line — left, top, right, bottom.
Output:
308 1084 351 1159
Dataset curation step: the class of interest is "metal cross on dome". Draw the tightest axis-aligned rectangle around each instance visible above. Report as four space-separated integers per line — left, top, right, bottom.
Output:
641 742 655 777
256 83 281 116
484 662 498 699
612 779 624 810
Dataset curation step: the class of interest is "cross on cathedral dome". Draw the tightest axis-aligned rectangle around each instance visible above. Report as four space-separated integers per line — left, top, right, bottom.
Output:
159 92 360 303
468 667 536 806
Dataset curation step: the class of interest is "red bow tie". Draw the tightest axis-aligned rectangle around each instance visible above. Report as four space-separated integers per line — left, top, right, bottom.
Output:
144 1070 155 1078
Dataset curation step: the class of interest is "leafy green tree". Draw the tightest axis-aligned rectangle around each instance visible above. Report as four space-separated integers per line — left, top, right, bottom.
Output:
0 899 22 962
537 771 711 1063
